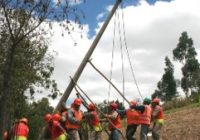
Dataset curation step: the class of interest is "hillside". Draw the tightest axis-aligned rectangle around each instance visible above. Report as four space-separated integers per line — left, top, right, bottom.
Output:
101 104 200 140
161 105 200 140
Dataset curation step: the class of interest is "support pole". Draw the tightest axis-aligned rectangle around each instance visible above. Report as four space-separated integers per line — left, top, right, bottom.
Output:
75 88 110 137
88 60 131 105
70 77 126 140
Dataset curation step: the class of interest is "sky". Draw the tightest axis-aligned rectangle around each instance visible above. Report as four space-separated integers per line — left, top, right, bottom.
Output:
46 0 200 107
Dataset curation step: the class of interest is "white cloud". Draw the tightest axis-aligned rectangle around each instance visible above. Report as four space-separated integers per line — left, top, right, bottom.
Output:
96 13 105 21
47 0 200 107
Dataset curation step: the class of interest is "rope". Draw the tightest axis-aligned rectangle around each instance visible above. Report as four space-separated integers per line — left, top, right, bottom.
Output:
120 2 143 99
116 7 125 105
107 11 117 104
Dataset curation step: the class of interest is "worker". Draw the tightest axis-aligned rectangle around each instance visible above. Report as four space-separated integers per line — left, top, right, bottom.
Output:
44 113 53 139
51 113 68 140
44 113 67 140
103 102 122 140
84 103 102 140
151 98 164 140
132 98 152 140
65 98 83 140
118 100 139 140
12 117 29 140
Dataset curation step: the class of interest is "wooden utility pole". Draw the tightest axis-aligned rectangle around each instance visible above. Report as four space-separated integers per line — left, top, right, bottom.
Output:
55 0 122 112
38 0 122 139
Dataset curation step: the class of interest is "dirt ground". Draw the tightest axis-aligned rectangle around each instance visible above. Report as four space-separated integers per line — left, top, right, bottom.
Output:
161 106 200 140
101 106 200 140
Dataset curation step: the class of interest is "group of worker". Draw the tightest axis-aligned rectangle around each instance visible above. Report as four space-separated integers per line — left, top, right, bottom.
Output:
118 97 164 140
3 97 164 140
42 97 164 140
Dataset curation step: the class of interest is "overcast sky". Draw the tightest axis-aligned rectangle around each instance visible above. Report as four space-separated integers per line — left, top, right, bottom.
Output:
47 0 200 107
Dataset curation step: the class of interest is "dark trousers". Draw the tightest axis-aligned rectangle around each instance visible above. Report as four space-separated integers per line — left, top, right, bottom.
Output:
140 124 149 140
126 124 138 140
109 129 120 140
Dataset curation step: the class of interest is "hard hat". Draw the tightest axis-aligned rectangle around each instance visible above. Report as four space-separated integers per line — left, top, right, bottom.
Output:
152 98 160 104
110 102 118 110
73 98 82 106
53 113 61 121
143 97 151 104
130 100 137 107
20 118 28 124
44 113 52 122
88 103 96 110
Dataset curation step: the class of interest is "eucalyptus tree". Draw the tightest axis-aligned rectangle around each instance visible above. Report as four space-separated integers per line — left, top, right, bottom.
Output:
152 57 177 101
173 32 200 97
0 0 85 138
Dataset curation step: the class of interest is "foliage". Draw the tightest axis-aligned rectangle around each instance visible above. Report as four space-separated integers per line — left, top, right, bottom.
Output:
152 56 177 101
163 96 200 112
173 31 200 96
0 0 86 138
27 98 53 140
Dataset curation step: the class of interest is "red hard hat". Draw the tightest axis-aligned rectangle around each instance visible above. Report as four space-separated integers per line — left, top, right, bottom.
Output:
152 98 160 104
53 113 61 121
110 102 118 110
130 100 137 107
20 118 28 124
73 98 82 106
88 103 96 110
44 113 52 122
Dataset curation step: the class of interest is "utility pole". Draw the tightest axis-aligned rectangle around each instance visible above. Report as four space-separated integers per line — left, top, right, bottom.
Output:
38 0 122 139
54 0 122 112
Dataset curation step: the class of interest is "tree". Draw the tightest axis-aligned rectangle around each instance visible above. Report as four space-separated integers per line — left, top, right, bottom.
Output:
27 98 54 140
0 0 85 138
173 32 200 96
152 56 177 101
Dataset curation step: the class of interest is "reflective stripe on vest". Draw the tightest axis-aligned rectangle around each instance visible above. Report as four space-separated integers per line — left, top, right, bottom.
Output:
12 136 27 140
138 105 151 125
109 112 121 130
126 109 140 125
66 108 83 129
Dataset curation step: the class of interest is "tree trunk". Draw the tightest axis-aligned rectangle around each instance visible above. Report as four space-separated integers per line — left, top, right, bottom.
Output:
0 45 15 140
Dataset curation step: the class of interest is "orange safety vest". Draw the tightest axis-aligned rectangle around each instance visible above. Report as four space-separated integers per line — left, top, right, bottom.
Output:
13 122 29 137
138 105 151 125
154 105 164 120
126 109 140 125
89 111 100 126
109 111 121 130
66 108 83 129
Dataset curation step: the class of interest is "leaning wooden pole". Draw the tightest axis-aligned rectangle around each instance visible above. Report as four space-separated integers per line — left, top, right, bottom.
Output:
55 0 122 112
38 1 121 139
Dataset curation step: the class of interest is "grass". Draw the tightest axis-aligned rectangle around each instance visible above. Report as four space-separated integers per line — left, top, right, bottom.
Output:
164 102 200 114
